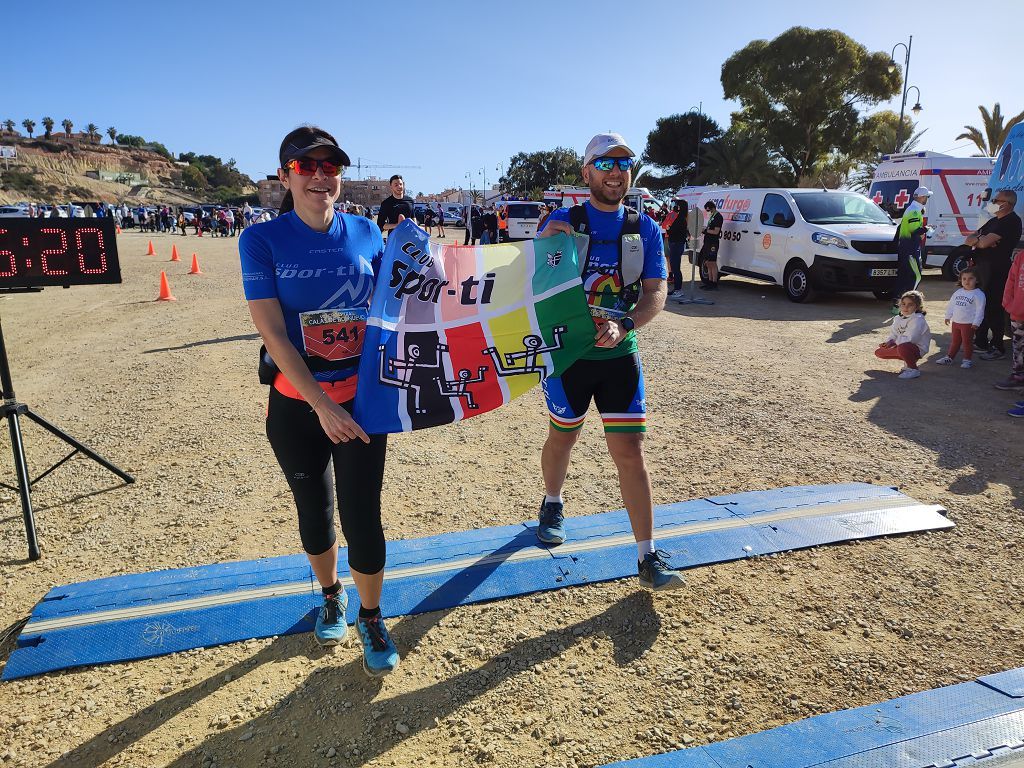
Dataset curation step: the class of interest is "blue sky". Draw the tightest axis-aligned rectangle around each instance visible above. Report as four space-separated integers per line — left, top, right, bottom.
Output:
3 1 1021 196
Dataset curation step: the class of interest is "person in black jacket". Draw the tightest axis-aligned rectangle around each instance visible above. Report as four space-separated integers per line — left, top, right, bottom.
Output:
666 201 690 297
376 175 415 239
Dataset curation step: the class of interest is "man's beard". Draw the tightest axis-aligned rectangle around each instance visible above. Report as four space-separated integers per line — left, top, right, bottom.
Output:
589 177 628 206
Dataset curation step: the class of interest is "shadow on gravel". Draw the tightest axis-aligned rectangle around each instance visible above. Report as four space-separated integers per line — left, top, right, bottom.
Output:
47 591 658 767
143 333 260 354
665 274 954 326
850 370 1024 510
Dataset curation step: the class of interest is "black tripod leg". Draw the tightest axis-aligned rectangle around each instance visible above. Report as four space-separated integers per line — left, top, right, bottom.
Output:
7 410 41 561
22 408 135 484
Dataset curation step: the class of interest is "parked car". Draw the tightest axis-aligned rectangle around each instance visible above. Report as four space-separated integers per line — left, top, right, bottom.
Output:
0 205 29 217
442 210 464 226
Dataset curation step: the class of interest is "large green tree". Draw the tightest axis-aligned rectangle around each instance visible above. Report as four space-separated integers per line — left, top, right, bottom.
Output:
499 147 583 199
41 116 54 138
643 111 723 189
21 119 35 138
956 103 1024 156
721 27 901 182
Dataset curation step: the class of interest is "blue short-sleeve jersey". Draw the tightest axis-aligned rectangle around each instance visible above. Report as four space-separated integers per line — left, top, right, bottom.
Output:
539 201 665 359
541 202 666 286
239 210 384 382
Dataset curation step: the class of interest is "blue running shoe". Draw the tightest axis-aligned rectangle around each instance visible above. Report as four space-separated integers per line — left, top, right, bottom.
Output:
1008 405 1024 418
314 589 348 646
537 498 566 545
356 612 400 676
1016 400 1024 408
638 551 686 591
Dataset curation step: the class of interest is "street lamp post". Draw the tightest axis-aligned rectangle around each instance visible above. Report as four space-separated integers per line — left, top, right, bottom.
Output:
890 36 922 152
685 101 704 181
677 100 713 307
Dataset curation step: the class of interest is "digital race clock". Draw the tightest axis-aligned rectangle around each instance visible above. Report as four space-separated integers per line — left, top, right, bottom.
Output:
0 218 121 289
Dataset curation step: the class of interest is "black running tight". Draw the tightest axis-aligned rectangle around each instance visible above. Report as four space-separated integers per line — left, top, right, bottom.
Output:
265 387 387 574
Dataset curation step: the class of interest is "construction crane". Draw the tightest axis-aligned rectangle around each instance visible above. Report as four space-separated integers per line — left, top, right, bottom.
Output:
351 157 421 180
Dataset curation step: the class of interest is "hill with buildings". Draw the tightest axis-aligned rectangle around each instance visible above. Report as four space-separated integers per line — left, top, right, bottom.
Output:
0 128 256 207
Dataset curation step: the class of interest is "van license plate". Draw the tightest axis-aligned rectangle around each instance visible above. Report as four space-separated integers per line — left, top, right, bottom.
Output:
870 268 898 277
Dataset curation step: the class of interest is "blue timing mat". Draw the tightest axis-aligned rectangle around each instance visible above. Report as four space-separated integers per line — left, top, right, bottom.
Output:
602 668 1024 768
2 483 951 680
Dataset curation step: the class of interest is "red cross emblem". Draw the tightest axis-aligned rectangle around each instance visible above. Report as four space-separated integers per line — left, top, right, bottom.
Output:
893 189 911 209
871 191 884 205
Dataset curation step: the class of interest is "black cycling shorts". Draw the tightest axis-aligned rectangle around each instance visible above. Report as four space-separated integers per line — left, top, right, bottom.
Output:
542 353 646 433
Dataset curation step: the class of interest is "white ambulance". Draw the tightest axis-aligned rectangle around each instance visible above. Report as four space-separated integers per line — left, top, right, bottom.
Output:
868 151 994 275
689 187 900 303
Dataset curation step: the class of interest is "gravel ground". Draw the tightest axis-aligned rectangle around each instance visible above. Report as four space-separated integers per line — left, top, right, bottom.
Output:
0 230 1022 768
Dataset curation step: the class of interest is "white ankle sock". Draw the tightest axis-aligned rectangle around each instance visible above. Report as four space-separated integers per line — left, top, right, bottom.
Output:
544 494 563 505
637 540 656 561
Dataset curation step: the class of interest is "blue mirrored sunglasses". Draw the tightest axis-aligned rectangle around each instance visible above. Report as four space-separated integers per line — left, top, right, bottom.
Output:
591 156 634 172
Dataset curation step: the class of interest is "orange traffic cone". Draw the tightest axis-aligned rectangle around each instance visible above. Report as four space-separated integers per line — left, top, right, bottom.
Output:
189 254 202 275
170 244 180 262
146 240 155 256
156 271 176 301
115 225 121 234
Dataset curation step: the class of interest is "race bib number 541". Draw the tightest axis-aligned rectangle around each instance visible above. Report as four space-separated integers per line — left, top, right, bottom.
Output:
299 308 367 361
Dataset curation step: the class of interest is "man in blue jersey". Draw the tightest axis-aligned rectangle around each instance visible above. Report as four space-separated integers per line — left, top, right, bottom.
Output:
535 132 684 591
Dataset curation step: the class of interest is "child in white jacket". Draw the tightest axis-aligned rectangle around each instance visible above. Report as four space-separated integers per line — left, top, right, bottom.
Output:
875 290 932 379
936 268 985 368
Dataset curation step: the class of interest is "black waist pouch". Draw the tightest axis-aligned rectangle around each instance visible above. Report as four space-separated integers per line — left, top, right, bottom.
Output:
257 345 358 385
258 345 278 385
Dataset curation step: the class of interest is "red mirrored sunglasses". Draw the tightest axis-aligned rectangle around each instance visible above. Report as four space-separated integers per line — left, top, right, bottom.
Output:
285 158 344 177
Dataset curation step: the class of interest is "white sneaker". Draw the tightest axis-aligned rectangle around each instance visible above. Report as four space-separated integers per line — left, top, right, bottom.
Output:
898 369 922 379
935 356 954 365
961 359 974 369
668 290 683 298
898 366 909 374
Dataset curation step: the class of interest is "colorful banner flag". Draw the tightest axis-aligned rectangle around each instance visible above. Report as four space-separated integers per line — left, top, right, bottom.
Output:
353 221 594 434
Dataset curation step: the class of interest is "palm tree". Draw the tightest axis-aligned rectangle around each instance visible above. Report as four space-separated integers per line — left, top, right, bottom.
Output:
61 118 73 138
697 133 782 187
2 119 14 133
41 116 54 138
86 123 99 142
107 126 117 144
956 103 1024 156
21 119 35 138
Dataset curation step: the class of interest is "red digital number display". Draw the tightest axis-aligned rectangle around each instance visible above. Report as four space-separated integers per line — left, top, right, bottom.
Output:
0 219 121 289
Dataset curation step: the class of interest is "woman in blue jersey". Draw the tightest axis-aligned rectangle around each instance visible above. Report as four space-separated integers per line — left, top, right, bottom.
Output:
239 125 398 676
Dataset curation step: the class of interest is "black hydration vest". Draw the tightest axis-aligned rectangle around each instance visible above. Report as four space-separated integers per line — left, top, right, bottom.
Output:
568 204 645 311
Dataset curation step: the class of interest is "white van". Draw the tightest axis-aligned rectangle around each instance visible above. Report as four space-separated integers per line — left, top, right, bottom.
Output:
498 201 543 241
868 151 994 275
692 188 900 303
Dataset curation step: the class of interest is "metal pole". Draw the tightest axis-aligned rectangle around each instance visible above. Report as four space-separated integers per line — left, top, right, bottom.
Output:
695 101 702 179
675 206 714 306
0 316 41 560
895 36 912 152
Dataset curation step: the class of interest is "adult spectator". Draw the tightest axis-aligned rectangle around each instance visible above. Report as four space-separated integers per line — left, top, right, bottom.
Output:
666 201 690 298
893 187 931 312
435 203 446 238
464 205 483 246
376 175 415 238
970 190 1023 360
483 206 498 244
699 200 723 290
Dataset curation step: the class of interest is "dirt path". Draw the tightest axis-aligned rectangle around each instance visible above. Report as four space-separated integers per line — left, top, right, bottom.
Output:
1 230 1022 768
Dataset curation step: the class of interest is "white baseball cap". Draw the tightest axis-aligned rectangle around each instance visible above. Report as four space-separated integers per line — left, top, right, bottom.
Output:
913 186 933 198
583 132 636 165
